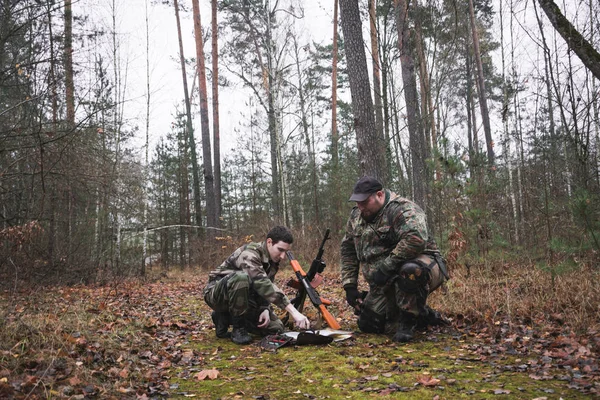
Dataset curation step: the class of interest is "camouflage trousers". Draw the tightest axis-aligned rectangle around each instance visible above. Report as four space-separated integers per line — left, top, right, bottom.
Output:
203 271 284 335
358 254 446 334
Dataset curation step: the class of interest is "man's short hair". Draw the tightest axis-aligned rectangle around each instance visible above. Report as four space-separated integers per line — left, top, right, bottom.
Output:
267 225 294 244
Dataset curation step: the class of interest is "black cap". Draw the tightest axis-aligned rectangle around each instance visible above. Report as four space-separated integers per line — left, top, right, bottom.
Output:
349 176 383 202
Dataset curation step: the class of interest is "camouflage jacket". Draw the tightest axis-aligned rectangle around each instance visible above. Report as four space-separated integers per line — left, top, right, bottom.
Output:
207 241 291 310
340 190 438 288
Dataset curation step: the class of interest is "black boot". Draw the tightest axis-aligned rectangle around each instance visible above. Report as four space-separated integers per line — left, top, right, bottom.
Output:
231 316 251 345
211 311 231 338
393 313 416 343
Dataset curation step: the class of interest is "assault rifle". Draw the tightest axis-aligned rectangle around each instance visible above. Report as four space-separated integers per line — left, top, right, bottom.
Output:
290 229 330 313
286 248 341 330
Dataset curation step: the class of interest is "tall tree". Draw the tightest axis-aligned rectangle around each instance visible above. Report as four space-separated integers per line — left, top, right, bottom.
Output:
64 0 75 125
331 0 342 230
173 0 203 230
394 0 428 206
338 0 386 181
219 0 288 219
191 0 218 232
211 0 222 225
468 0 494 165
535 0 600 81
368 0 384 146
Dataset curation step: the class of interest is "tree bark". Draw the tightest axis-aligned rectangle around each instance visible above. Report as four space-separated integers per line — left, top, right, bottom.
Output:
369 0 384 151
64 0 75 126
468 0 494 165
292 36 319 220
413 1 437 179
191 0 218 232
338 0 386 181
394 0 427 206
211 0 222 226
174 0 203 231
331 0 342 231
536 0 600 81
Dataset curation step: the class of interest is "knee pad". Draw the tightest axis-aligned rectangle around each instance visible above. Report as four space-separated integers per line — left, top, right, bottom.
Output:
358 307 386 333
397 261 430 293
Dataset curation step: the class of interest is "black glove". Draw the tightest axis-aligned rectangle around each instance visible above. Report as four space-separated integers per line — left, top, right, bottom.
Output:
372 268 389 286
344 285 361 308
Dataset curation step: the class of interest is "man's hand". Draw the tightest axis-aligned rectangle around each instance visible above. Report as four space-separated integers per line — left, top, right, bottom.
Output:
292 313 310 330
372 268 389 286
344 285 361 308
257 309 270 328
285 303 310 330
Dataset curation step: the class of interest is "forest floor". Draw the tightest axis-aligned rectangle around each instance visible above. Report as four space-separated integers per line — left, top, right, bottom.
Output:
1 267 599 399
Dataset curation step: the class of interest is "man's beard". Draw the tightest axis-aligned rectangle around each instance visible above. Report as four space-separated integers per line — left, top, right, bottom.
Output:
361 210 377 223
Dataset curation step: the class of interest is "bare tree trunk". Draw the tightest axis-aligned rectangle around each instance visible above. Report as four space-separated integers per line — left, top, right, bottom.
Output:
413 0 438 180
111 0 125 270
173 0 203 231
535 0 600 80
211 0 222 225
292 36 319 220
191 0 217 232
331 0 342 231
511 0 526 237
369 0 384 147
379 4 394 180
142 0 151 276
389 72 408 187
64 0 74 126
500 0 519 244
179 127 190 267
465 41 474 177
394 0 427 207
339 0 386 181
46 3 58 269
592 0 600 187
468 0 494 165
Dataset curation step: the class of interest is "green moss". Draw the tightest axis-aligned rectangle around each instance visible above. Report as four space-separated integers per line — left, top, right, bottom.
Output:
168 330 589 399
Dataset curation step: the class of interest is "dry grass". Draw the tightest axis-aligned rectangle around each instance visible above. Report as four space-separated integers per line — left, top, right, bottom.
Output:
2 243 600 398
429 261 600 334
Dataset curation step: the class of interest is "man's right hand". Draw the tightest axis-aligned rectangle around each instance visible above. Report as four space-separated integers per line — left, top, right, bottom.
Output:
344 285 361 308
285 303 310 330
292 313 310 330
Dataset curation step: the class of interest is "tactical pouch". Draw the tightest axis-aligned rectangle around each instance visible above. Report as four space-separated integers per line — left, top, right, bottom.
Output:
259 334 294 351
295 331 334 346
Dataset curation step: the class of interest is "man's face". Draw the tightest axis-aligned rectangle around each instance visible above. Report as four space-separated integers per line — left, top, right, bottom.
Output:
356 191 385 221
266 238 291 263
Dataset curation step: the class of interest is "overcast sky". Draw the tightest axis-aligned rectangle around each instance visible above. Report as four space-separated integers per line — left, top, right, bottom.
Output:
78 0 336 160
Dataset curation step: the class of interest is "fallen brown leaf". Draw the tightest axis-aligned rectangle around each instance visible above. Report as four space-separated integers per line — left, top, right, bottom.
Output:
196 369 219 380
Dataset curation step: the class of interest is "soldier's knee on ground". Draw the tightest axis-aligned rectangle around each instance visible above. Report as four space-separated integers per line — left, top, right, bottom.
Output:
358 307 386 334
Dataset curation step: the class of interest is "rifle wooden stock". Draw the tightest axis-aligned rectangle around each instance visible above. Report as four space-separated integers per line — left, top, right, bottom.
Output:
287 252 341 330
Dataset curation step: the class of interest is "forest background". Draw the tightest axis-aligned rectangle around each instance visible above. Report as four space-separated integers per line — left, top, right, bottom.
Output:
2 0 599 282
0 0 599 304
2 0 600 397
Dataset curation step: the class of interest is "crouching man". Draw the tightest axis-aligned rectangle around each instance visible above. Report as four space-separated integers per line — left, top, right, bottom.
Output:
341 176 449 342
203 226 310 344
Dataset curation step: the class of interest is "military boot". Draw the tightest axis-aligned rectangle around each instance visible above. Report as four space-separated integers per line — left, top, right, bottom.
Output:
392 313 417 343
211 311 231 338
231 316 252 345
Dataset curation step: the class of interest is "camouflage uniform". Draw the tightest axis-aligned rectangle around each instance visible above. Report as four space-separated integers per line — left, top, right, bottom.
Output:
341 190 447 333
203 241 289 335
